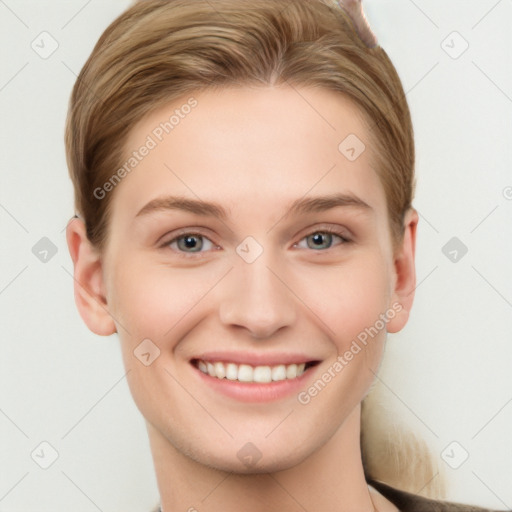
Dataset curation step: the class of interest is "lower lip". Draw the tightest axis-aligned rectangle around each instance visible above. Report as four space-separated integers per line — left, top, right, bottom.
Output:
191 364 317 403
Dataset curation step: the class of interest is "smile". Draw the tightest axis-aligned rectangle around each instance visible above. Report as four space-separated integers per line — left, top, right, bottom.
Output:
193 359 317 383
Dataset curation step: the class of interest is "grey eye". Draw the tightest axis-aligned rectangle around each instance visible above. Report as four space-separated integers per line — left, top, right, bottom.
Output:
306 232 335 250
170 234 214 253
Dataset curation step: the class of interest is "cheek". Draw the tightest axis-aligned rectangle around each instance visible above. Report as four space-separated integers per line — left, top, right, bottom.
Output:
108 257 222 346
292 255 392 414
106 257 221 426
299 255 391 341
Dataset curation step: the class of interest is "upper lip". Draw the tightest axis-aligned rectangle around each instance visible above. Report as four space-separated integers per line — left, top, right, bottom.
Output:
191 351 320 367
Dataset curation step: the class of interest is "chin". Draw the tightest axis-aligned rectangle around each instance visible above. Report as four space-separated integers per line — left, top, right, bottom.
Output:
186 436 317 475
196 447 309 475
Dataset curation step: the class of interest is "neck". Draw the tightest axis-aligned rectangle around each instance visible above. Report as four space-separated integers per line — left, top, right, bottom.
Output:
148 404 377 512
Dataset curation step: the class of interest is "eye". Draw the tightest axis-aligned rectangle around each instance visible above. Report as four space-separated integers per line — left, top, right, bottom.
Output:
295 229 350 250
166 233 216 254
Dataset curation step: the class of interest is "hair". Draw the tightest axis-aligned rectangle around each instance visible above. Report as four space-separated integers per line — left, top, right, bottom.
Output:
65 0 442 498
66 0 415 254
362 380 446 497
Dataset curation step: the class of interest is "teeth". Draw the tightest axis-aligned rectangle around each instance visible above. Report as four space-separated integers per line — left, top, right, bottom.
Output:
238 364 253 382
286 364 297 379
271 364 287 381
226 363 238 380
253 365 272 383
214 362 226 379
196 360 308 382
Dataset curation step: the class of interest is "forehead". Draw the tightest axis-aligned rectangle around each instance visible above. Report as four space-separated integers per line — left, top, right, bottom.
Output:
109 85 387 226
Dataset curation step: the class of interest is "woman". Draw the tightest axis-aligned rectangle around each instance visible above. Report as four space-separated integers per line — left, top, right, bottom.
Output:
64 1 507 510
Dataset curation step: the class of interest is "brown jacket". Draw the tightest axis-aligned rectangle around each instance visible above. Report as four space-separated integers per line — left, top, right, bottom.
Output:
368 479 508 512
151 479 508 511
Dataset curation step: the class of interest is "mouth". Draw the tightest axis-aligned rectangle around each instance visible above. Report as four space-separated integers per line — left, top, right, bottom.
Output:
192 359 319 383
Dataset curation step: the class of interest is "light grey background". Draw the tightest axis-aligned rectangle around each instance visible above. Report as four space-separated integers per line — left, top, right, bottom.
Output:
1 0 511 510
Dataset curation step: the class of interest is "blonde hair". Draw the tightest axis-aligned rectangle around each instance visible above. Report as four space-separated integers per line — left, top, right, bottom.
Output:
66 0 415 253
362 381 446 497
65 0 440 496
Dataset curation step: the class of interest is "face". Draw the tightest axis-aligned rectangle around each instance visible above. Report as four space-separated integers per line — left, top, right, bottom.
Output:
94 86 411 472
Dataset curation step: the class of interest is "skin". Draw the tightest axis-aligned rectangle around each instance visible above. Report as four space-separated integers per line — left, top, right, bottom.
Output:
67 85 417 511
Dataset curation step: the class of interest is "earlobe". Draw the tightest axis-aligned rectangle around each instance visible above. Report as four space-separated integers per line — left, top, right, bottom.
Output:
386 208 419 334
65 217 117 336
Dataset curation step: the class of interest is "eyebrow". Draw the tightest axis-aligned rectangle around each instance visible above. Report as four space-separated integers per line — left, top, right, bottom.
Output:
134 193 373 222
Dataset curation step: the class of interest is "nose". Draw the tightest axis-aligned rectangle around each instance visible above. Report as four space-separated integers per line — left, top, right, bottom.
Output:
218 255 297 339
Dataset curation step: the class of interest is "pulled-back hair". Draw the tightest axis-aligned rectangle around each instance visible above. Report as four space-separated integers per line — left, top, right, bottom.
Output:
65 0 443 496
66 0 415 254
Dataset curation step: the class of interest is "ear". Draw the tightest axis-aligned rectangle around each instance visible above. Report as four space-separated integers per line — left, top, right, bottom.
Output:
65 216 117 336
386 208 419 334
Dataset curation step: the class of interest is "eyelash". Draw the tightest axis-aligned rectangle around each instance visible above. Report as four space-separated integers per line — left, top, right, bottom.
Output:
160 227 352 259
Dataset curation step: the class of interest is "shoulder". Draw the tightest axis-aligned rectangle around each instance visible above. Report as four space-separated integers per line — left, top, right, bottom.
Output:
149 482 509 512
367 478 508 512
